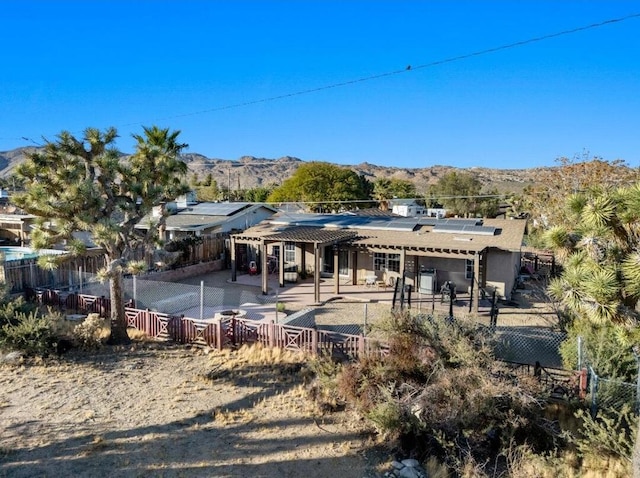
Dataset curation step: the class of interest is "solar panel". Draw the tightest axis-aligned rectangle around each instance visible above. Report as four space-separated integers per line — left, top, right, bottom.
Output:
433 224 496 235
271 213 419 231
185 202 250 216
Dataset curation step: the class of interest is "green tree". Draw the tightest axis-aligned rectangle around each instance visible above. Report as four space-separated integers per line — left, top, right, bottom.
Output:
13 126 189 344
428 171 483 217
267 162 369 211
373 178 416 210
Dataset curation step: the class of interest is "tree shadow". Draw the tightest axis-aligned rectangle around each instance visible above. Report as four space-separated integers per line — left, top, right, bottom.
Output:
1 346 384 478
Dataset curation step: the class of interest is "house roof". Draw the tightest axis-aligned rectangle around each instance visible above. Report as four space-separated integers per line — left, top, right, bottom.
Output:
136 202 277 232
233 213 527 255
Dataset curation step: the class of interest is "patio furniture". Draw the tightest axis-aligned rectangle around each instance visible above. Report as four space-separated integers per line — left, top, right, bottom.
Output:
364 275 377 288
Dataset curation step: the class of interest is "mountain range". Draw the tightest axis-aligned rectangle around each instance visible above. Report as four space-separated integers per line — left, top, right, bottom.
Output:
1 147 549 194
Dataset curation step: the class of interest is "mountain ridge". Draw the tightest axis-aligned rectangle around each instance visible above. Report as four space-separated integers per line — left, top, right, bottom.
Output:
0 147 548 194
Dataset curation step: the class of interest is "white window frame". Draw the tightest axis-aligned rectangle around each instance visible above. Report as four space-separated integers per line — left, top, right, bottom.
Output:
374 252 401 273
284 242 296 264
466 259 474 279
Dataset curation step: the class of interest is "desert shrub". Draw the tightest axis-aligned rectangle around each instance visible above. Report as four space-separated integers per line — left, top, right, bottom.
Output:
0 310 56 356
567 405 636 463
73 314 105 350
0 296 38 328
306 354 345 412
314 310 552 474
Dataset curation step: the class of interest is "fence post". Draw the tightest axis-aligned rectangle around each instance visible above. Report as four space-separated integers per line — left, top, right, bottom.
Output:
635 353 640 414
579 367 588 399
312 329 318 355
577 336 583 370
590 367 598 417
363 303 368 336
215 320 222 350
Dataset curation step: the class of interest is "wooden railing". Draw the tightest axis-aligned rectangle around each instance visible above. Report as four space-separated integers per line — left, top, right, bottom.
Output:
25 286 386 360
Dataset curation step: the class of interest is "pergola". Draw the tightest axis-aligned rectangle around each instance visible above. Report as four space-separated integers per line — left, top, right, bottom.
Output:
230 226 358 303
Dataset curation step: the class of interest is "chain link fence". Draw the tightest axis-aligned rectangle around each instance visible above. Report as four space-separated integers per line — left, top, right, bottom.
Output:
587 368 637 416
491 326 566 369
62 271 279 322
577 336 640 416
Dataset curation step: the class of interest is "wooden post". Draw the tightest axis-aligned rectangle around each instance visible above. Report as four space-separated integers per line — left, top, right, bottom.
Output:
312 329 318 355
279 241 285 287
314 243 321 303
472 252 480 313
230 236 237 282
579 367 588 399
333 244 340 295
216 320 222 350
261 242 269 295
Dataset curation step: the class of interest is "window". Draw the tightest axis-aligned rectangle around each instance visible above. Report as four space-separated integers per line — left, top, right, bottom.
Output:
284 242 296 264
466 259 474 279
374 253 400 273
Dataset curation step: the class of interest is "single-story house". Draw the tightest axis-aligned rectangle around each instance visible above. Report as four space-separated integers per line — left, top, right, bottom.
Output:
136 200 278 241
230 212 528 311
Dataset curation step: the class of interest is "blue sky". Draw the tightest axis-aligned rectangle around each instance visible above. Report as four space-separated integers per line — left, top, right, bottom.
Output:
1 1 638 170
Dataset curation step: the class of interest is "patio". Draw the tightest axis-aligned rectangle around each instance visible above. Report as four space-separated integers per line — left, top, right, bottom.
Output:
228 271 496 319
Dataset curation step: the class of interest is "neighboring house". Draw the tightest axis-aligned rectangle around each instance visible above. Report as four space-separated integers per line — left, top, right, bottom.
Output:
230 212 527 310
136 201 278 241
390 199 446 218
0 213 35 245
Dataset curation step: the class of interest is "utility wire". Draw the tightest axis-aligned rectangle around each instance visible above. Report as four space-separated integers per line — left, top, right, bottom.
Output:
13 12 640 145
135 12 640 124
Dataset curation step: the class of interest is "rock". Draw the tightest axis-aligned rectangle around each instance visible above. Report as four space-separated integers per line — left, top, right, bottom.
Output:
398 466 426 478
2 351 23 363
401 459 421 468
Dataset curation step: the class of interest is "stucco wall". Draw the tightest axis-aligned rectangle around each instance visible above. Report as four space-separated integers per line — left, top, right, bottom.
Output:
485 249 520 299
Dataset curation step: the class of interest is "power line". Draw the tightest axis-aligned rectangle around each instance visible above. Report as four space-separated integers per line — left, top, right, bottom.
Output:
131 12 640 125
13 12 640 146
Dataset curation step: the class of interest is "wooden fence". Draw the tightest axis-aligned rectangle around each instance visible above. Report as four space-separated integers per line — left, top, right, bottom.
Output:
28 287 387 360
5 234 228 293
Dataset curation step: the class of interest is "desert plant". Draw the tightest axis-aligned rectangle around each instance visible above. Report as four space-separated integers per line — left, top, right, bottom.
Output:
0 296 38 327
312 310 551 473
567 405 636 463
0 310 56 356
73 314 106 350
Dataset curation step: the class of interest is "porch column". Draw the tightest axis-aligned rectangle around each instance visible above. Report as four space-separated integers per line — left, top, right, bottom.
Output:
230 236 237 282
261 242 269 295
279 241 285 288
314 243 321 303
333 244 339 295
301 243 306 277
400 249 406 275
472 252 481 313
351 250 358 285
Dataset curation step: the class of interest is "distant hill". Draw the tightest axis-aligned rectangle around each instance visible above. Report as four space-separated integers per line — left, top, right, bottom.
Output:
0 148 549 194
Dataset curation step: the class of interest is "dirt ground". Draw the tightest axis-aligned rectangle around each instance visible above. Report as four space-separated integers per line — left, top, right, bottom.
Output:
0 278 558 478
0 340 391 478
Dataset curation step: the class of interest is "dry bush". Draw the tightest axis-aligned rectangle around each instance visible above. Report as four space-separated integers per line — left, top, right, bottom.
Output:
73 314 108 350
313 310 554 474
